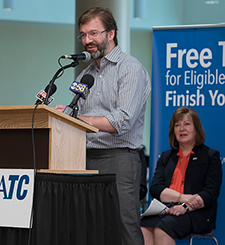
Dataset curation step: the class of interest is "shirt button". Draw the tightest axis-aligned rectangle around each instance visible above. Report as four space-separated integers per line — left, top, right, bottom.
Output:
97 93 99 96
99 75 102 78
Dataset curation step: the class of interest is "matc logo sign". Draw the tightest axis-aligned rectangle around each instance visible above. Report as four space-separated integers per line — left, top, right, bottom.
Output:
0 174 29 200
0 169 34 228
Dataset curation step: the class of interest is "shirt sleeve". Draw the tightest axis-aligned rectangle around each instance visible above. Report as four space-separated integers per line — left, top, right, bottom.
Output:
104 61 151 135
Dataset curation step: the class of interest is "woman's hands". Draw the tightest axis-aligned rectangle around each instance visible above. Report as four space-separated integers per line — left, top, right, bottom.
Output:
180 194 204 210
160 188 205 215
167 194 204 216
167 205 187 216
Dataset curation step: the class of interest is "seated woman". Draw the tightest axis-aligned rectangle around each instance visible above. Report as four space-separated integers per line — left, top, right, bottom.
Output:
141 107 222 245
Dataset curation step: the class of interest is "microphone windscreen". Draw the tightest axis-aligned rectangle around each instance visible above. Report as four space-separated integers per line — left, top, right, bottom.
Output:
82 51 91 62
80 74 94 89
45 84 57 96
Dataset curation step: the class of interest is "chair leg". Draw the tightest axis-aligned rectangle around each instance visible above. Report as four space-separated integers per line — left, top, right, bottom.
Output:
189 234 219 245
212 236 219 245
189 236 193 245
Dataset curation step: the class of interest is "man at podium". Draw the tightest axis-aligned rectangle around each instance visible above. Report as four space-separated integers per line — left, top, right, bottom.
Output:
56 7 151 245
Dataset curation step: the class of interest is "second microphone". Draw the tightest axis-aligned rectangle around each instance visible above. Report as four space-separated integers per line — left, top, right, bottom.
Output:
63 74 94 117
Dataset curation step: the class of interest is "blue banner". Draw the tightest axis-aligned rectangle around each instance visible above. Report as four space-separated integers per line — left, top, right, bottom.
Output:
150 25 225 244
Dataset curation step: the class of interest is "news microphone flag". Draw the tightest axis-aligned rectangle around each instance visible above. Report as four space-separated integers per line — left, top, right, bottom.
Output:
69 81 90 100
35 90 54 105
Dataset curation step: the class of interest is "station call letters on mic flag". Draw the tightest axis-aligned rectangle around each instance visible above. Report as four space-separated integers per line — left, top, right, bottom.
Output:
68 74 94 106
70 74 94 99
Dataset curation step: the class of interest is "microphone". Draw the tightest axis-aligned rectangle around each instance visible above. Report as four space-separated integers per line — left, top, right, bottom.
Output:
35 84 57 105
63 74 94 117
60 51 91 63
69 74 94 106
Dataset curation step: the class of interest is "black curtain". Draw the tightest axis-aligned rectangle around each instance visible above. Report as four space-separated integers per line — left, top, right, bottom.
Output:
0 173 122 245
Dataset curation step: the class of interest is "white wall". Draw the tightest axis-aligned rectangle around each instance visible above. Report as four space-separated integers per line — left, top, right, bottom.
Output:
0 0 75 24
0 21 75 107
183 0 225 25
1 0 225 29
130 0 184 29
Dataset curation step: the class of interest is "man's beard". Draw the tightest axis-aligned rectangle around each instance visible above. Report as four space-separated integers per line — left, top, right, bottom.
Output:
85 36 109 59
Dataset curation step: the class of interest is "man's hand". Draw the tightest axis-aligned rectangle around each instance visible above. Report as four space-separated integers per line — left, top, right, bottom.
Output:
55 105 66 112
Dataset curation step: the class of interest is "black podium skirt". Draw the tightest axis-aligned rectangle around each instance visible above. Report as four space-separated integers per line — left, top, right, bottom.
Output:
0 173 122 245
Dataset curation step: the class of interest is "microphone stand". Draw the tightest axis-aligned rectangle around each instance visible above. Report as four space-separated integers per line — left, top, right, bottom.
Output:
71 104 79 118
71 104 89 125
44 60 79 105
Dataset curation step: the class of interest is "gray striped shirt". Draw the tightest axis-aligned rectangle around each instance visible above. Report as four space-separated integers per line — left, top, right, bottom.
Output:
77 46 151 149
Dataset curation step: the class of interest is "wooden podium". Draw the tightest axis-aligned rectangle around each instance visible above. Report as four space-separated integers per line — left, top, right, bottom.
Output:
0 105 99 173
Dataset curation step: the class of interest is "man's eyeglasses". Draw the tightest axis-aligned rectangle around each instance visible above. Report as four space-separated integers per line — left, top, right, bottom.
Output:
78 30 107 42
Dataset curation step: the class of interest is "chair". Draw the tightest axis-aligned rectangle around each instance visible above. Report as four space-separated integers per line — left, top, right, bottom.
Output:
180 231 219 245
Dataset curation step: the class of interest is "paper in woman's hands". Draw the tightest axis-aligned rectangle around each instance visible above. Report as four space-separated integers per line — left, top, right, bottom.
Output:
141 198 168 217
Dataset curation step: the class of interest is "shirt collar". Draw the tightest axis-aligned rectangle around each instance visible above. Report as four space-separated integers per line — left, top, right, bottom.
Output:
177 147 195 157
89 45 122 68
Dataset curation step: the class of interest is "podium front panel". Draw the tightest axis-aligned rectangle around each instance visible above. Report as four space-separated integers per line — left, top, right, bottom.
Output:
0 129 49 169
